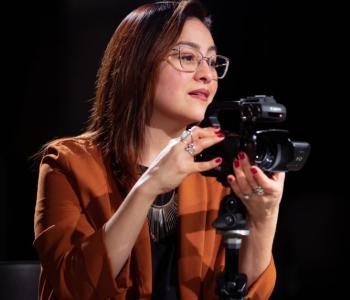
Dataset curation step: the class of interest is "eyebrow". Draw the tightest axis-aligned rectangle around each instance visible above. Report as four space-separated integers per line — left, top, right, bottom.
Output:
174 41 217 53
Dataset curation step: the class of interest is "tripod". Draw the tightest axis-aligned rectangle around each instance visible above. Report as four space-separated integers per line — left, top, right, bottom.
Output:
213 191 250 300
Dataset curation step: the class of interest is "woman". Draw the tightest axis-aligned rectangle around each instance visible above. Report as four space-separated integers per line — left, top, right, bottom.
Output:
34 1 285 299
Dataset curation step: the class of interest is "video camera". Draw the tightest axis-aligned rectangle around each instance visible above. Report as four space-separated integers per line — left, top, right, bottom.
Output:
196 95 311 185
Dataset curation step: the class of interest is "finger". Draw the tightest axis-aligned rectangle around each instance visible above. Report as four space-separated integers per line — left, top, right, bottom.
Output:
194 133 225 152
226 175 241 196
194 157 223 173
250 166 285 192
237 152 258 189
233 159 254 196
271 172 285 183
189 126 223 140
178 130 224 158
226 175 253 203
190 125 220 135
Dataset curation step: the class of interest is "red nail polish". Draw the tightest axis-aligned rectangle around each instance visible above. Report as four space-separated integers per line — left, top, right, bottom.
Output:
227 176 233 182
213 125 220 131
251 166 257 174
216 132 225 138
215 157 222 163
234 159 239 168
238 152 245 160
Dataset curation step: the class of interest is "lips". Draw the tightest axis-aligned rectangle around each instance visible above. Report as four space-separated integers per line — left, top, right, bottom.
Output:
188 89 210 100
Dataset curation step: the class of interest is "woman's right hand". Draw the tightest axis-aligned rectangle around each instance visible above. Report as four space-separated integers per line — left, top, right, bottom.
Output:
136 126 225 196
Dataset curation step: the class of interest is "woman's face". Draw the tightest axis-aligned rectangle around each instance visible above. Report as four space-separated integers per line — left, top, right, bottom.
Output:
152 17 219 129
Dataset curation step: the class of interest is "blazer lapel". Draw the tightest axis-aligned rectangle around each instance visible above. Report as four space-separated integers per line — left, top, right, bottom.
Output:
177 173 208 299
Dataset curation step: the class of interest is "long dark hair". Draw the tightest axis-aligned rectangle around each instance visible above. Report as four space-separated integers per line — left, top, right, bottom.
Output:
87 0 211 190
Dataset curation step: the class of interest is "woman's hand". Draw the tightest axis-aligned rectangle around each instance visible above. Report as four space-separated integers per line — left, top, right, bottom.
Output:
105 126 225 277
227 152 285 224
136 126 225 196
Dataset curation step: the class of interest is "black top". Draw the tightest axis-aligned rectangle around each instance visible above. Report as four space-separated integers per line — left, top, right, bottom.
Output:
150 232 179 300
150 188 179 299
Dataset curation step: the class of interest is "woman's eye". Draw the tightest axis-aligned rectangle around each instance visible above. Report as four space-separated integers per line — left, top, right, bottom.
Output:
209 58 217 67
180 53 196 62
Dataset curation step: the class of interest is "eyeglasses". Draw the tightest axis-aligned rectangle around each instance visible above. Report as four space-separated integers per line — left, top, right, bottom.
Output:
168 46 230 79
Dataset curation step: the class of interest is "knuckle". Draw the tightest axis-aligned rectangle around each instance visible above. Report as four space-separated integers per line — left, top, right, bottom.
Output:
235 173 245 181
194 144 203 153
247 179 256 186
199 139 210 149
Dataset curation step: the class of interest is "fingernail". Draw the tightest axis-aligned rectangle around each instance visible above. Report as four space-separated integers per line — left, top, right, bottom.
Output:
216 132 225 138
238 151 245 160
213 125 221 131
251 166 257 174
234 159 239 168
215 157 222 163
227 176 233 182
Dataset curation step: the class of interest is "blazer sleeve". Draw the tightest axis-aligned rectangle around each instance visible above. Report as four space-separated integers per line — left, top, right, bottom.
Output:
33 145 122 299
245 257 276 300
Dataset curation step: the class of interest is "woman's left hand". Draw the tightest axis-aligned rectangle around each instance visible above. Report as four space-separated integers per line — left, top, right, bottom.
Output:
227 151 285 223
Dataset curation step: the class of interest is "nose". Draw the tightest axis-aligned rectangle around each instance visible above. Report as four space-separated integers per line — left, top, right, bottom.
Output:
193 59 215 83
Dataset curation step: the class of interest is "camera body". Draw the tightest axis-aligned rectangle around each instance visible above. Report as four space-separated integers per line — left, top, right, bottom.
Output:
196 95 311 185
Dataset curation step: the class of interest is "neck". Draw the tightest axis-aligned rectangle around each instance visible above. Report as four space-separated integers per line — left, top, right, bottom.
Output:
141 120 187 167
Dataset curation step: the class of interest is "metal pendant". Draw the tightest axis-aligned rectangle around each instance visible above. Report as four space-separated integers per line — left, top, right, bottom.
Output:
147 190 178 242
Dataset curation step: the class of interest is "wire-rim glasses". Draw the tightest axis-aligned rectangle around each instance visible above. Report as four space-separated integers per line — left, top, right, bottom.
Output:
168 46 230 79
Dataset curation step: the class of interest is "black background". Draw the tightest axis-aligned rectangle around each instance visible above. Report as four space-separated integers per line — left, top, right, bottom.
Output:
2 0 346 299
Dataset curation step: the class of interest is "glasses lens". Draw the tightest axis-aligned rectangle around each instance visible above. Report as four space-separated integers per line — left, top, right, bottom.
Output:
179 48 199 71
214 55 229 79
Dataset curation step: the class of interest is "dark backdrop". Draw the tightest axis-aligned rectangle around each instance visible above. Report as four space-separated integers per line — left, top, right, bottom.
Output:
2 0 346 299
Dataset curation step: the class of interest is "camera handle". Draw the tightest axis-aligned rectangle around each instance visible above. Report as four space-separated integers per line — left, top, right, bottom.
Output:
213 191 250 300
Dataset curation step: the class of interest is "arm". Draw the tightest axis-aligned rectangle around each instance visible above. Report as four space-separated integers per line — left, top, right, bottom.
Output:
227 153 285 293
103 180 158 276
104 127 224 277
34 153 120 300
34 145 162 299
240 207 278 287
35 127 223 298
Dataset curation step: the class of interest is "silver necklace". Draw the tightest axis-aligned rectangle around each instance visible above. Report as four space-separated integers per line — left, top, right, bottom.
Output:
147 190 178 242
110 162 179 242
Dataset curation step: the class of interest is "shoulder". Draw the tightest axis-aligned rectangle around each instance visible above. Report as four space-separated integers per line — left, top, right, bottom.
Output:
45 133 95 156
41 133 104 173
39 134 111 195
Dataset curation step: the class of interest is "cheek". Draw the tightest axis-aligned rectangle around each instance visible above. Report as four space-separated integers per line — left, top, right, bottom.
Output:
212 82 218 98
155 67 187 102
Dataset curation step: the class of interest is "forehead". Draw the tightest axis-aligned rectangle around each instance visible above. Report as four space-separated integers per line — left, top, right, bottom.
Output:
176 17 215 53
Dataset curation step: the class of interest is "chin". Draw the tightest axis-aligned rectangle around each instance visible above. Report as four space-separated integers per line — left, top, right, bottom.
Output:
185 111 206 124
180 97 212 124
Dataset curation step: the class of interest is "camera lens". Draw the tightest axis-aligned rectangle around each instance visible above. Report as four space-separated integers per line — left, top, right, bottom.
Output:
252 133 277 170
